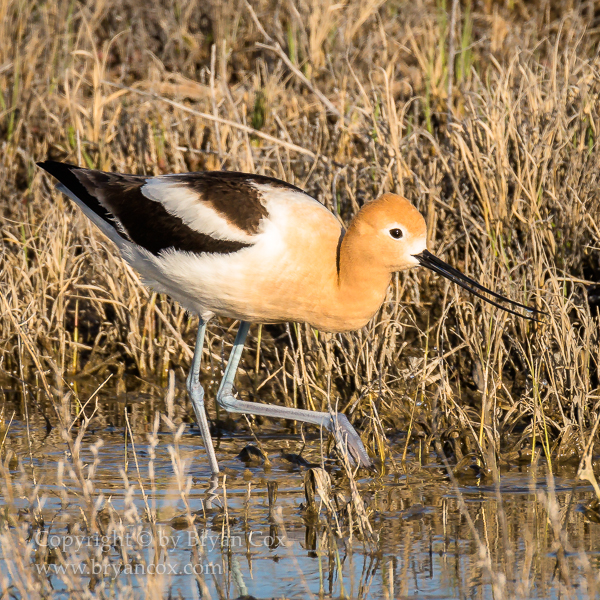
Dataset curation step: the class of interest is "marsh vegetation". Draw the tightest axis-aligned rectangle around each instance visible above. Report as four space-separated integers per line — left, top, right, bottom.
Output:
1 0 600 597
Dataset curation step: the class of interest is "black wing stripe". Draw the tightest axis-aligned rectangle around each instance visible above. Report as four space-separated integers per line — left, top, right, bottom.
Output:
37 162 252 256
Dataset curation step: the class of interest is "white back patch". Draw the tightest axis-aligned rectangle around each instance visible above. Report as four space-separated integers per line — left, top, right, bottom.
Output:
142 180 256 243
251 182 322 207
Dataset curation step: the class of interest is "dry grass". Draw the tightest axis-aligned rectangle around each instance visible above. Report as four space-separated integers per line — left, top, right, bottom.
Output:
2 0 599 472
1 0 600 595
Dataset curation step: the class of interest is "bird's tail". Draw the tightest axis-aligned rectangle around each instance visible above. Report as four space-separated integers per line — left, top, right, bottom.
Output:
37 161 128 248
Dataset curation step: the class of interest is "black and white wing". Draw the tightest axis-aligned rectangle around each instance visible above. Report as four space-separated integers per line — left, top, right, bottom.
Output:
36 161 307 257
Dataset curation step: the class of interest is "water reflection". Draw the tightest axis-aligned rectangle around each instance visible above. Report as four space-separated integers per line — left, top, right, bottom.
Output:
0 384 599 599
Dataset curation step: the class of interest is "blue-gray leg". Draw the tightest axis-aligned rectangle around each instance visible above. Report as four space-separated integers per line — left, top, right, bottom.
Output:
215 321 372 468
187 319 220 475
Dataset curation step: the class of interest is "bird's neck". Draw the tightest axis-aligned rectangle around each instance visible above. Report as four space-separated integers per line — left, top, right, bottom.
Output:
333 226 392 330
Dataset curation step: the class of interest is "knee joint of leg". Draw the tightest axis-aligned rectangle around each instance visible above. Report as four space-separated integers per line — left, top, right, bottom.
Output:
187 376 205 402
216 384 235 411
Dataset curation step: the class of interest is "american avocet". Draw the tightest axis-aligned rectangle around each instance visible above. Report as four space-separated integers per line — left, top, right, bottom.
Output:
37 161 541 473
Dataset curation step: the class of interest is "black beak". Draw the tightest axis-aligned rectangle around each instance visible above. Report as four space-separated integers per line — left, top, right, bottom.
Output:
413 249 545 322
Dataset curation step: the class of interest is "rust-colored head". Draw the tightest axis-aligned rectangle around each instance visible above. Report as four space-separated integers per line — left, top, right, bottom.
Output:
348 193 428 272
339 193 543 325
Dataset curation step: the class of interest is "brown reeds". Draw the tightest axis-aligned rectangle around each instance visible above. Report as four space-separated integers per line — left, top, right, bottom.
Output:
3 0 599 468
1 0 600 596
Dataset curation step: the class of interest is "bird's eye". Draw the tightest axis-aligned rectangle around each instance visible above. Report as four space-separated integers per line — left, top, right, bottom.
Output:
389 228 403 240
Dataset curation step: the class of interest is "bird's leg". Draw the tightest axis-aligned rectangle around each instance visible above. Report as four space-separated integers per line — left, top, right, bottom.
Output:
187 318 220 475
215 321 372 468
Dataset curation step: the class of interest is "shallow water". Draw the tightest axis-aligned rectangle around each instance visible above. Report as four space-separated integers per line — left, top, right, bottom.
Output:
0 386 599 599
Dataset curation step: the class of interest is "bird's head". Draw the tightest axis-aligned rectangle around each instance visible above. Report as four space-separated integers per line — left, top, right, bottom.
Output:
351 193 428 271
353 193 543 321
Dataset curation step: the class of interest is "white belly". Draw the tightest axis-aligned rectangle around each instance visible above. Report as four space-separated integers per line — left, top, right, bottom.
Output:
120 197 343 326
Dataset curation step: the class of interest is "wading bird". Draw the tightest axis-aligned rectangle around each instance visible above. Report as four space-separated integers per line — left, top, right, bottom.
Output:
37 161 541 473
